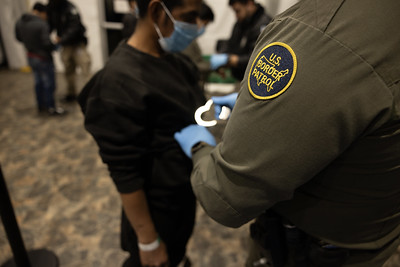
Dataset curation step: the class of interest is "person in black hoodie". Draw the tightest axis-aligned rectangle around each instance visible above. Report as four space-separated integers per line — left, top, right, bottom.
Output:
15 2 65 115
210 0 271 81
78 0 207 266
47 0 91 102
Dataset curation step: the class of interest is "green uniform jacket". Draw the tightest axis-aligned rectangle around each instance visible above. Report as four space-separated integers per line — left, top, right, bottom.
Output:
192 0 400 250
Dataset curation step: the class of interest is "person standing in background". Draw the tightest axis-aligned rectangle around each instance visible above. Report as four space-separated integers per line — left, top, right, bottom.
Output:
47 0 91 102
210 0 271 81
15 2 66 116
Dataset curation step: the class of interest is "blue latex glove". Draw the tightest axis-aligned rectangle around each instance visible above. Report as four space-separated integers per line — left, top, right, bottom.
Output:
174 124 216 158
211 92 238 119
210 54 229 70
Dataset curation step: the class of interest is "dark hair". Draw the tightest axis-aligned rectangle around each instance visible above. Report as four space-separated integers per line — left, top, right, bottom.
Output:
229 0 253 6
200 3 214 22
33 2 47 12
128 0 135 3
136 0 183 18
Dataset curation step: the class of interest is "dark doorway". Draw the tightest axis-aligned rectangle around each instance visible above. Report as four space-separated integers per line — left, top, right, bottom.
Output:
103 0 125 56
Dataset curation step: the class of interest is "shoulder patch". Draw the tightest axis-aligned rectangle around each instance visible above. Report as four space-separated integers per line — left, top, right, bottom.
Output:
248 42 297 100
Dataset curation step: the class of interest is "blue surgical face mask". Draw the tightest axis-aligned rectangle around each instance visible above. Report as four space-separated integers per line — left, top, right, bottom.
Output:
154 2 203 53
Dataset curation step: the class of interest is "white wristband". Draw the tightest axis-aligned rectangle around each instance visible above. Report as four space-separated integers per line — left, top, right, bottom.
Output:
138 237 161 252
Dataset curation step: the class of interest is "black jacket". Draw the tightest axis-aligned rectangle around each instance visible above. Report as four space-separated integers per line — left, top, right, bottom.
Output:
78 43 205 208
47 0 87 45
223 4 272 80
15 14 55 61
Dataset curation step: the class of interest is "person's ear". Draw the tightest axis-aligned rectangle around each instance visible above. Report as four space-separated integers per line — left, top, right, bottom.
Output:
148 0 174 36
148 0 165 25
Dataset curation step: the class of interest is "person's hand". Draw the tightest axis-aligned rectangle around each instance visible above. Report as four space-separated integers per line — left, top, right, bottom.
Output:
211 93 238 119
210 54 229 70
139 241 169 267
174 124 216 158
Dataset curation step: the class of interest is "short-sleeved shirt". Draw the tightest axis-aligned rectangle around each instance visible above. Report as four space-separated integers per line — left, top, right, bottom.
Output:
191 0 400 250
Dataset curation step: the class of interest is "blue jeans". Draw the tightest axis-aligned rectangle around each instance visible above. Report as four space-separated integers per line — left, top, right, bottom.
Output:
28 57 56 110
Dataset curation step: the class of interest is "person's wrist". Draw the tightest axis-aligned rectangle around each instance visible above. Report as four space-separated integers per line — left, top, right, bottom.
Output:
138 236 161 252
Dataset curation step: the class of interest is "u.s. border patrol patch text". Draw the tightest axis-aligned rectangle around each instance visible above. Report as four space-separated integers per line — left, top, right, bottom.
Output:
248 42 297 100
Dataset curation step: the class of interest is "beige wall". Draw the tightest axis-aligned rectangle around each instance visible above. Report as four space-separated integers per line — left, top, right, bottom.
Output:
0 0 29 69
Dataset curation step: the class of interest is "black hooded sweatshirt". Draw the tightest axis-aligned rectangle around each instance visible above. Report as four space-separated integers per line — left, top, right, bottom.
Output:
15 14 55 61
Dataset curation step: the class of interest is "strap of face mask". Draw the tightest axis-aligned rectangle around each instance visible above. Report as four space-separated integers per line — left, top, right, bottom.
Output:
153 1 176 39
153 22 164 38
159 1 176 24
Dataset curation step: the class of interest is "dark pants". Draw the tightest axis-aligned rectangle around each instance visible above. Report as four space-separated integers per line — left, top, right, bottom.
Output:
121 190 196 267
28 57 56 110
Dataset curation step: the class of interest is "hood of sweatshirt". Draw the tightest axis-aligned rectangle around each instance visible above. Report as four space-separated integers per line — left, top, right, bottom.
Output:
20 13 41 24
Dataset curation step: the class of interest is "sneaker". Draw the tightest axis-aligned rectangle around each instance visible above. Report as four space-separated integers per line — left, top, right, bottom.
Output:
48 107 67 116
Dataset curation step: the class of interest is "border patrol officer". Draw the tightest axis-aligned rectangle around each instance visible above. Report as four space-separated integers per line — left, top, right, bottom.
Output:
174 0 400 266
47 0 91 102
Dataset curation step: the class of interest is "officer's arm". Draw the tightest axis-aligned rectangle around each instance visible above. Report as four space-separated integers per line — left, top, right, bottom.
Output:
190 28 394 228
191 144 252 228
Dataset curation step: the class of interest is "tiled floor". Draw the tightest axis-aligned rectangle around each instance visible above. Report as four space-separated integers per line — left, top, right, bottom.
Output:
0 69 399 267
